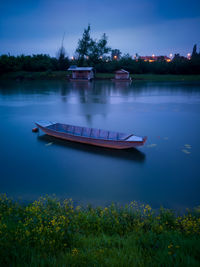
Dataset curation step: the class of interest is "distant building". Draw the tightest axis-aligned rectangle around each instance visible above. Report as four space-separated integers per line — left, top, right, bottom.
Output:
68 66 94 81
139 56 171 62
114 69 131 81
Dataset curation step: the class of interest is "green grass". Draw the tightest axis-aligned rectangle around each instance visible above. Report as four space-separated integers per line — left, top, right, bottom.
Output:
1 71 200 82
96 73 200 81
0 71 68 80
131 74 200 82
95 73 115 79
0 195 200 266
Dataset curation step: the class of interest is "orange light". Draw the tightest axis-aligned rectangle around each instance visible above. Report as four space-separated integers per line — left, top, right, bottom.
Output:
149 59 155 62
166 59 171 62
114 55 117 59
71 56 74 60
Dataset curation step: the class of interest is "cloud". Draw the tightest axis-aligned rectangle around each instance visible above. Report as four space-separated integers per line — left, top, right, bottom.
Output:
0 0 199 57
105 17 200 56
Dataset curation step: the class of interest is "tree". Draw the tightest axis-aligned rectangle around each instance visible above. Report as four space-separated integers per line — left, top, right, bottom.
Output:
57 46 69 70
56 33 69 70
173 54 187 62
96 33 111 57
111 49 121 60
89 33 111 64
191 44 200 62
191 44 198 60
76 25 111 65
121 53 132 59
76 25 93 64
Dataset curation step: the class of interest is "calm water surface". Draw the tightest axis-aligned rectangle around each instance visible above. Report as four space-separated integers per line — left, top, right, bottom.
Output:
0 80 200 210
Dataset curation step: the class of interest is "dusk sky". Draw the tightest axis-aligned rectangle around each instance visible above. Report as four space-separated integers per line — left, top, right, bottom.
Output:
1 0 200 57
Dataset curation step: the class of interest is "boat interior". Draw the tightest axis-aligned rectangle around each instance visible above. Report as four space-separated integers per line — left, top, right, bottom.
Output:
47 123 134 141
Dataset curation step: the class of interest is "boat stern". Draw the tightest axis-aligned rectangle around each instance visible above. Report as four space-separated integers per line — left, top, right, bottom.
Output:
126 135 147 146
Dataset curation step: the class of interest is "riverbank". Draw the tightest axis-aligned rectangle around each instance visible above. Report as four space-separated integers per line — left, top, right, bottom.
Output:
0 195 200 266
1 71 200 82
97 73 200 82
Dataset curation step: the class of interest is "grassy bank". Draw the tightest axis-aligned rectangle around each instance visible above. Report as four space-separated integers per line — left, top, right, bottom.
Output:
0 195 200 266
1 71 200 82
0 71 68 81
132 74 200 82
96 73 200 82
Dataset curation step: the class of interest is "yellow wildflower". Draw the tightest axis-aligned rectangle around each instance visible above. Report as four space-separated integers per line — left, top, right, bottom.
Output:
72 248 78 256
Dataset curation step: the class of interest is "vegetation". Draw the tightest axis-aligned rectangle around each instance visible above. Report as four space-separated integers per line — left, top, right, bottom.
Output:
96 73 200 82
1 52 200 76
0 70 69 81
0 195 200 266
1 71 200 82
0 25 200 77
75 25 111 65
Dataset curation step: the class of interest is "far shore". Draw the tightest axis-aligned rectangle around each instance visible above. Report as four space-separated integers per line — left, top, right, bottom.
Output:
1 71 200 82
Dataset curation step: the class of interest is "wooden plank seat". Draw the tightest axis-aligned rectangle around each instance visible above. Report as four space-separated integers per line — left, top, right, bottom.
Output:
82 127 91 137
74 126 82 136
108 131 118 140
90 128 100 138
99 130 109 139
61 124 69 132
65 125 74 134
48 123 63 132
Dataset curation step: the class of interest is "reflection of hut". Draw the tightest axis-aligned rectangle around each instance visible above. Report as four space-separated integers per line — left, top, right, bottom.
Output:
114 81 131 90
113 69 131 81
68 66 94 81
70 81 92 90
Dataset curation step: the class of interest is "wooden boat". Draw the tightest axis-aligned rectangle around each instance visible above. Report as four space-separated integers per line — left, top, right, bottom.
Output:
35 121 147 149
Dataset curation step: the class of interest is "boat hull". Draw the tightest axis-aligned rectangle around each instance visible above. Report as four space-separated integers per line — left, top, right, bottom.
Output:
36 124 146 149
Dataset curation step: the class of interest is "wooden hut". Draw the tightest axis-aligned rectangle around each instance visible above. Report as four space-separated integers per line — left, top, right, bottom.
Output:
68 66 94 81
113 69 131 81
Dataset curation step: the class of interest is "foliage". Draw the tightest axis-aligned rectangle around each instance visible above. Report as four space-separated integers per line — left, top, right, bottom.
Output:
0 195 200 266
192 44 198 59
75 25 111 66
0 24 200 75
0 54 70 75
111 49 122 60
89 33 111 64
2 53 200 76
75 25 93 65
56 46 69 71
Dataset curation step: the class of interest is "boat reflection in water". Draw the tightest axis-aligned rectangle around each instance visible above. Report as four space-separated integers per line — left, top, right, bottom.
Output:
37 134 146 163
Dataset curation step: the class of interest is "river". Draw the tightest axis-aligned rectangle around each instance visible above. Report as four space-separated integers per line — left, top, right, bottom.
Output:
0 80 200 210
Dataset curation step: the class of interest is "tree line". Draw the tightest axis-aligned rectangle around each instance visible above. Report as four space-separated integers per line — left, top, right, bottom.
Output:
0 25 200 75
